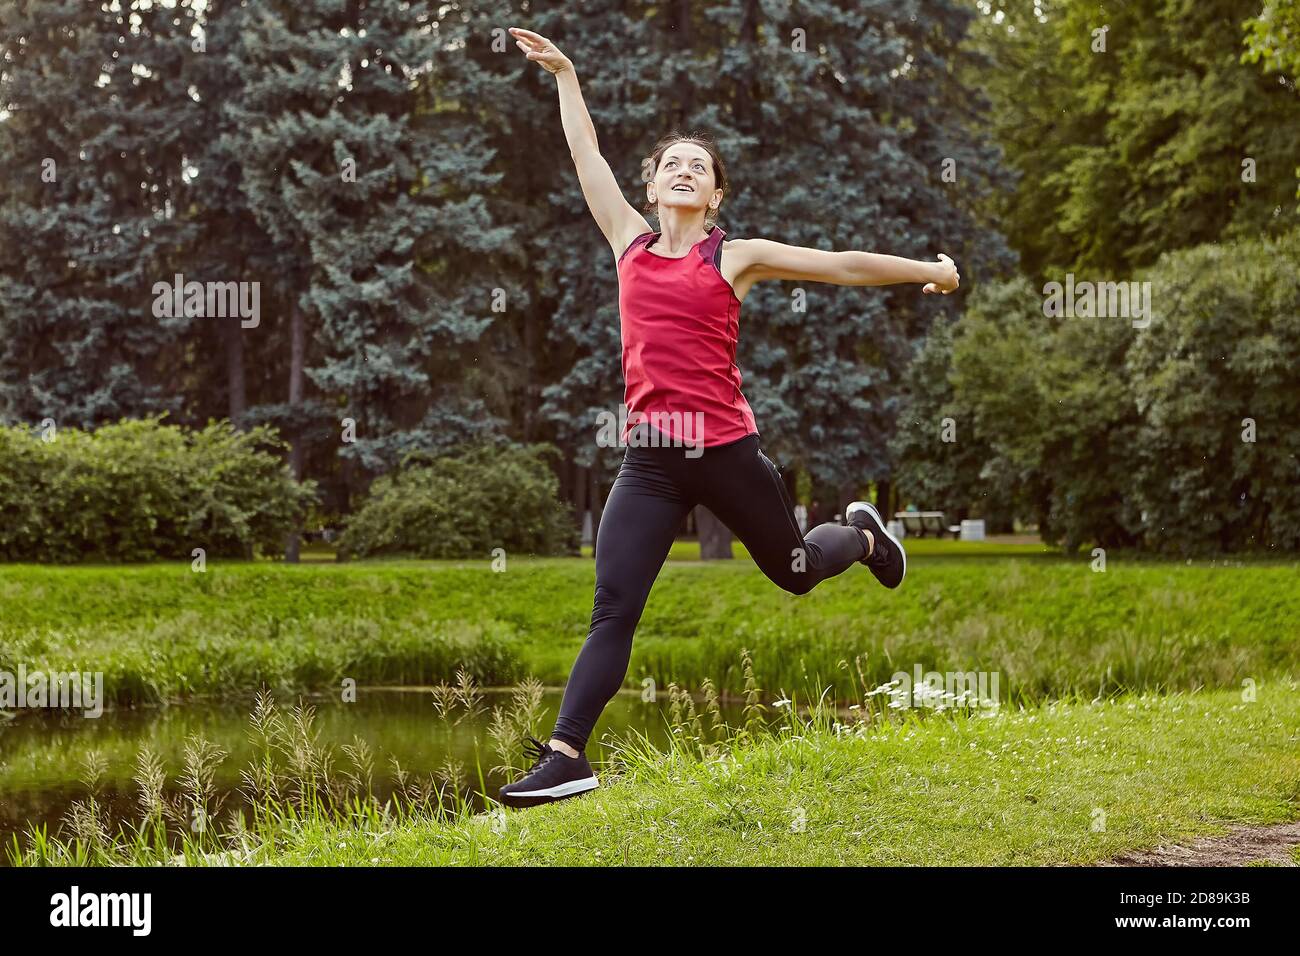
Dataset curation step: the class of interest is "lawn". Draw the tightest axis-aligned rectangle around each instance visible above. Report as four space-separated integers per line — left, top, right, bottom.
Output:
263 686 1299 867
5 544 1297 867
13 682 1297 866
1 543 1296 710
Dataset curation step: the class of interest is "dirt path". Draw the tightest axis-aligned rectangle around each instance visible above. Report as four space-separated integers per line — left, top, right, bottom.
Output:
1099 820 1300 867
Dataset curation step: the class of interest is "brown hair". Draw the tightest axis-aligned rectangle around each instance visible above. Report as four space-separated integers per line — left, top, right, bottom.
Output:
641 131 729 229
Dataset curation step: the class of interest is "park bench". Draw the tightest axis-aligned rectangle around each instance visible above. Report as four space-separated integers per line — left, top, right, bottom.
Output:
895 511 961 539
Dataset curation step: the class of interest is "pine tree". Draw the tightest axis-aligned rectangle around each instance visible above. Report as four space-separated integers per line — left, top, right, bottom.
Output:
0 0 200 427
227 0 513 476
482 0 1013 515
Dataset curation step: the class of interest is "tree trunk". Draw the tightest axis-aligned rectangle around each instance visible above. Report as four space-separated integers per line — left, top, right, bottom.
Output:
837 482 857 522
588 467 605 554
574 459 590 551
736 0 759 128
875 479 892 519
223 318 246 426
336 455 354 561
285 298 305 564
522 308 537 441
695 504 733 559
676 0 695 122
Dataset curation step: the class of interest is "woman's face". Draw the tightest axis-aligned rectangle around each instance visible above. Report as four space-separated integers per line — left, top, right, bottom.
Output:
650 142 721 220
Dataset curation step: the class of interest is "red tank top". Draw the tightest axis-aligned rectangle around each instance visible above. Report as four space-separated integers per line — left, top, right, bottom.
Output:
616 225 758 448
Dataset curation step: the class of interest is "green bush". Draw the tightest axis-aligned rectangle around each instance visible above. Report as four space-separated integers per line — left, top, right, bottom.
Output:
0 416 315 562
1126 231 1300 553
893 229 1300 554
340 443 577 559
890 315 1018 530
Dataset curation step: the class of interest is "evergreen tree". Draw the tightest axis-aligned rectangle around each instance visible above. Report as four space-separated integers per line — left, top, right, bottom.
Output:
0 0 199 427
179 0 288 429
465 0 1013 517
225 0 513 480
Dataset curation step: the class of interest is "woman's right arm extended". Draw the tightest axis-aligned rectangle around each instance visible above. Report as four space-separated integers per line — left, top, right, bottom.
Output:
510 27 650 260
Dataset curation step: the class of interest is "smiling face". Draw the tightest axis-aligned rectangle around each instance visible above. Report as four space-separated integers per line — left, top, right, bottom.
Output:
648 140 724 223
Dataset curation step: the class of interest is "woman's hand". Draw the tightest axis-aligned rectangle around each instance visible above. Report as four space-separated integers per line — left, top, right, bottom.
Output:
509 27 573 75
923 253 960 295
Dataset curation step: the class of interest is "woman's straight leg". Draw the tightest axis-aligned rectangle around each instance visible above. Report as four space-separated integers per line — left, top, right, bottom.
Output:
550 449 694 751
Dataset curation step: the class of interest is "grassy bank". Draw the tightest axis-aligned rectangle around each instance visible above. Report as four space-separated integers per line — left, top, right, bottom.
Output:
12 682 1298 866
2 543 1297 710
292 686 1300 867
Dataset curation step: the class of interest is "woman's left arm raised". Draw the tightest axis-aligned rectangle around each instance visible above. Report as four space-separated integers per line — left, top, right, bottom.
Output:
734 237 960 294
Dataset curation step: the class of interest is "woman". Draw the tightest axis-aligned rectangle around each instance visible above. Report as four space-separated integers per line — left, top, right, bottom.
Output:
500 27 960 808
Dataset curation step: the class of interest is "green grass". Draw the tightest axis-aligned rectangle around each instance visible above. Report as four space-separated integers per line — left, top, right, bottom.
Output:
643 538 1055 562
2 546 1297 711
308 686 1299 867
6 540 1296 868
15 681 1296 867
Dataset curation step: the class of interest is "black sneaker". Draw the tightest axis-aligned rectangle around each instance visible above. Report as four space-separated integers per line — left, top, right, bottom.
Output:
498 735 599 809
845 501 906 589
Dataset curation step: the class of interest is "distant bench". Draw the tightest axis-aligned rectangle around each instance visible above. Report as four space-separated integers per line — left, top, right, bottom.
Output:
896 511 961 539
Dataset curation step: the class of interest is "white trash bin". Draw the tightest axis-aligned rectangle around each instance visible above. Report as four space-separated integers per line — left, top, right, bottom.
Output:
959 519 985 542
888 519 906 540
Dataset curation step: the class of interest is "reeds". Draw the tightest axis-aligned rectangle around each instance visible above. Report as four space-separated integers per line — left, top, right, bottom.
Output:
6 649 994 866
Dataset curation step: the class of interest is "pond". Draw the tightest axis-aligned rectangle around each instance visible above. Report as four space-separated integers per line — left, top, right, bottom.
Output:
0 687 747 861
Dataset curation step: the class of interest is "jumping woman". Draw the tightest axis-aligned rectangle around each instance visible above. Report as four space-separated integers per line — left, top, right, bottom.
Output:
500 27 960 808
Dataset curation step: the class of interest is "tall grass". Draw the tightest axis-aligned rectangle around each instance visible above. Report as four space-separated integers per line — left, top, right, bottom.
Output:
9 684 473 866
7 650 1009 867
0 613 524 711
2 555 1295 715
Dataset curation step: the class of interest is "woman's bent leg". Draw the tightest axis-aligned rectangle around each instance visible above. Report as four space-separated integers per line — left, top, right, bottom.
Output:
691 436 866 595
550 454 693 751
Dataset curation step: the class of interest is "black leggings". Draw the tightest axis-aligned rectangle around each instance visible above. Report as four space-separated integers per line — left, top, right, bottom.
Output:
550 433 869 751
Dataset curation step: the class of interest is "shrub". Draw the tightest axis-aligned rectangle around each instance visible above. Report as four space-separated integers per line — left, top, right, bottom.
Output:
0 416 315 562
892 229 1300 554
340 443 577 559
1126 230 1300 553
